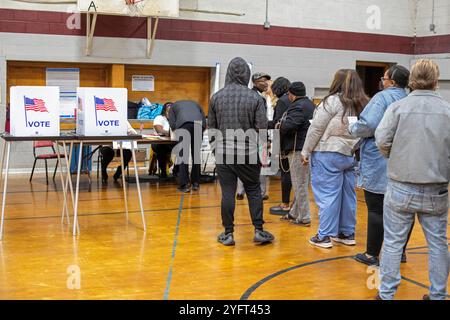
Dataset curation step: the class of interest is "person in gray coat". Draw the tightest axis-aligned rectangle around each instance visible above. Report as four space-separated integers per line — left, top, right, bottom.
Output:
375 59 450 300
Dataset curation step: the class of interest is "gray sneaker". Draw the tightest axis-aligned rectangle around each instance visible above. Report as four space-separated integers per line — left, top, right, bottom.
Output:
217 232 235 246
331 233 356 246
254 229 275 244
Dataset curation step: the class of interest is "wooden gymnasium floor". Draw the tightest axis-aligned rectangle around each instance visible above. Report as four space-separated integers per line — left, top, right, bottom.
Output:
0 173 448 300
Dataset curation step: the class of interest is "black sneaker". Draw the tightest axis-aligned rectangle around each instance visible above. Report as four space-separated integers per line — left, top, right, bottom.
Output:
355 252 379 266
217 232 235 246
309 234 333 249
101 172 108 184
113 166 122 182
262 195 269 201
192 183 200 191
254 229 274 244
269 205 291 216
401 252 407 263
331 233 356 246
236 193 244 200
177 185 191 193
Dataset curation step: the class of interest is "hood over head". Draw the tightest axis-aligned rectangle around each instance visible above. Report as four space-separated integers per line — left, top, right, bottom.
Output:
225 57 251 86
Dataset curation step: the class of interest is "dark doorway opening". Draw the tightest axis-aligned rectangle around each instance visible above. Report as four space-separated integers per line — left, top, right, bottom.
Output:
356 61 392 98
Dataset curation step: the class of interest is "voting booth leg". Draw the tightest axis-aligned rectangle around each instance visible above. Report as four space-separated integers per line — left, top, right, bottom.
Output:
131 143 146 232
0 142 11 241
63 142 78 234
56 141 70 225
119 143 129 220
73 142 84 236
0 140 6 192
62 142 74 224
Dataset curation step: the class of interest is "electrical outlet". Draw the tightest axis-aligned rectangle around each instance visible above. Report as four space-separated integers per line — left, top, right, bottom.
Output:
264 21 271 29
430 24 436 32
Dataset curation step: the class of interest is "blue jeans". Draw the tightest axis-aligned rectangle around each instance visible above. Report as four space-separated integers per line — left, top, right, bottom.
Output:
380 179 449 300
310 152 357 239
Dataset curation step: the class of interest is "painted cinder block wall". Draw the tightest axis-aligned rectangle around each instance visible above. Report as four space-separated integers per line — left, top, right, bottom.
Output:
0 0 448 170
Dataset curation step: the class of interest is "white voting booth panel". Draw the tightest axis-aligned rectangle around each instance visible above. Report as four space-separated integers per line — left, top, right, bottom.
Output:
76 88 128 136
9 86 60 137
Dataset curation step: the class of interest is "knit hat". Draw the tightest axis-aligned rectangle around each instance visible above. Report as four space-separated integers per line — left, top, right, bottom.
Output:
288 82 306 97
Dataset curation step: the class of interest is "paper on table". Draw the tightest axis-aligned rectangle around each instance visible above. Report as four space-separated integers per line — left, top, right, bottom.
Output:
348 116 358 126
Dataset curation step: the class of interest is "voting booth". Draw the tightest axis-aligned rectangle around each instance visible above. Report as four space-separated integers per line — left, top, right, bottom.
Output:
9 86 60 137
76 88 128 136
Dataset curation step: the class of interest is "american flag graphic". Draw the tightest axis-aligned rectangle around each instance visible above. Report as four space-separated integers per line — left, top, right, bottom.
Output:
95 97 118 112
24 97 49 113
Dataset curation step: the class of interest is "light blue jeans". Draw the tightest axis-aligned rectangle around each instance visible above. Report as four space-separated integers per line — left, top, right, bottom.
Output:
310 152 357 239
380 179 449 300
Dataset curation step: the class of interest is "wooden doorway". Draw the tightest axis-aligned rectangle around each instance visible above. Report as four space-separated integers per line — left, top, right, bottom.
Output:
356 61 393 98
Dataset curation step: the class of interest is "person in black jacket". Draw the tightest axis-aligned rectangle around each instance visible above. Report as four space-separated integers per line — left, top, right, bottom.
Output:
267 77 293 215
279 82 315 226
208 57 275 246
236 72 271 201
169 100 206 192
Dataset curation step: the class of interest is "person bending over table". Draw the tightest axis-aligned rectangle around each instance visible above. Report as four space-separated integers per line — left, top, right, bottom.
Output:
100 122 137 183
151 102 174 178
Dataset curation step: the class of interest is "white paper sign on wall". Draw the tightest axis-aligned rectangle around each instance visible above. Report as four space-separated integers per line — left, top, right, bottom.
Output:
10 86 60 137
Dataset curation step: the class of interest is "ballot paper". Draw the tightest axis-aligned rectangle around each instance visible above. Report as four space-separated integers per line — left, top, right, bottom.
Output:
348 116 358 126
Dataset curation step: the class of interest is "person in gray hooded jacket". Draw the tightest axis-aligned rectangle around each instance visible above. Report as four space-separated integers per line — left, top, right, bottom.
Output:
208 57 275 246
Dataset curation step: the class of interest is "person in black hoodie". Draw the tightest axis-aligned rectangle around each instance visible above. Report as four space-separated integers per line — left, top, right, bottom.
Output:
267 77 293 215
208 57 275 246
279 82 315 226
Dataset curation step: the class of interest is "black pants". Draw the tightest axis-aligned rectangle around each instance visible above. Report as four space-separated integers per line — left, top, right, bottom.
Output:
216 163 264 234
100 146 132 176
176 122 202 188
364 190 414 257
280 157 292 204
151 144 174 178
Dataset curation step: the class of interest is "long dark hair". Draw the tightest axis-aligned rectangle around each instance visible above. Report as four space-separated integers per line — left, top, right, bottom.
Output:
271 77 291 98
323 69 369 120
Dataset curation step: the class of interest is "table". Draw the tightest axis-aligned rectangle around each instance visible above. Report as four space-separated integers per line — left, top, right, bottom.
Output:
0 133 147 239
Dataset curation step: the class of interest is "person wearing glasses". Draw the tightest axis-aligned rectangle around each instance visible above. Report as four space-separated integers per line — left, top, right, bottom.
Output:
349 65 411 266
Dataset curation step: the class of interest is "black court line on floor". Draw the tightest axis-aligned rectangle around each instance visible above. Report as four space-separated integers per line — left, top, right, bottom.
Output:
1 199 283 222
240 243 450 300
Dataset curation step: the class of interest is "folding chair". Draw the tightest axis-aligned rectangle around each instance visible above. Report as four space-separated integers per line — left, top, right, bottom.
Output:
30 140 64 184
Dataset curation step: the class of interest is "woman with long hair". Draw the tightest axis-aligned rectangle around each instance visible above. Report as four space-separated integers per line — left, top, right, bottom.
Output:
301 69 369 248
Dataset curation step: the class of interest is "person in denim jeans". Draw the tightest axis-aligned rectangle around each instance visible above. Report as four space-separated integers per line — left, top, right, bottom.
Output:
349 65 412 266
301 69 369 249
375 59 450 300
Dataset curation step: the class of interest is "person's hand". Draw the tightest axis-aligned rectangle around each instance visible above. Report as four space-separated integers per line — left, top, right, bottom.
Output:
275 122 281 129
301 154 309 166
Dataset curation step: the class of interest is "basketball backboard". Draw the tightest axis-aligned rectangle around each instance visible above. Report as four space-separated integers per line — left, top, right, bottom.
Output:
77 0 179 17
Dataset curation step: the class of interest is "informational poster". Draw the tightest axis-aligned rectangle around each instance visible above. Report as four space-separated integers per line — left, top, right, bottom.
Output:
132 75 155 92
46 68 80 118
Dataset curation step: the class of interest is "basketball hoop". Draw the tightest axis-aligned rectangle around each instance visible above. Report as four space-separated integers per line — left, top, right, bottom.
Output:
125 0 146 17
